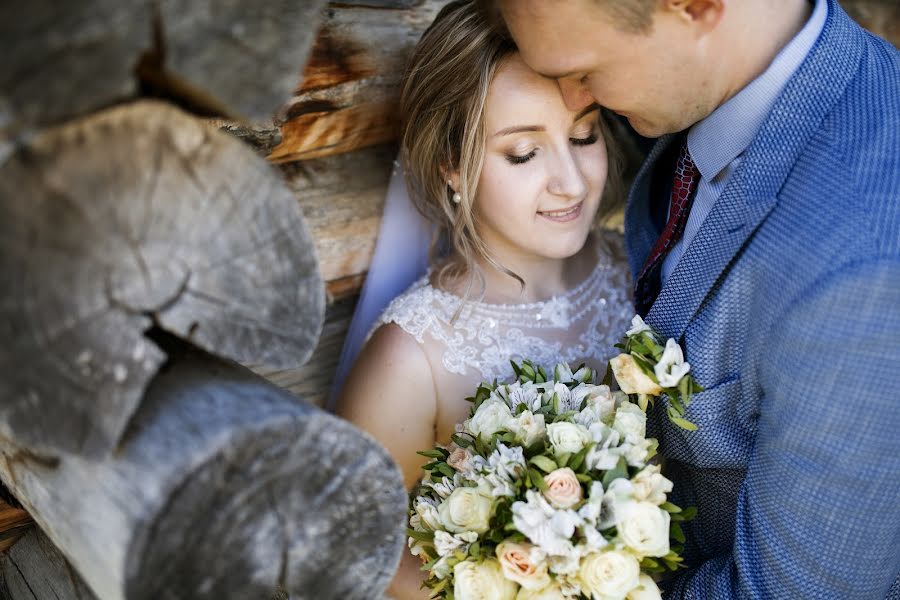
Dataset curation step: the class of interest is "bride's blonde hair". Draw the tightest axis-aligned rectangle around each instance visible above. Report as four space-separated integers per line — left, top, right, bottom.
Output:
400 0 624 292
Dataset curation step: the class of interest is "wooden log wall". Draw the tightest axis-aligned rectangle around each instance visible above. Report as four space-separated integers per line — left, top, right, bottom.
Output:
251 0 900 408
1 1 408 598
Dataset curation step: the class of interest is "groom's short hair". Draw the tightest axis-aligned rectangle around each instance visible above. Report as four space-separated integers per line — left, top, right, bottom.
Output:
485 0 658 35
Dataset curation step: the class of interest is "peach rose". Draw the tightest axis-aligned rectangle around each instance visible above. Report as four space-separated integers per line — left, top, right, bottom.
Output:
542 467 583 509
447 447 475 473
496 541 550 590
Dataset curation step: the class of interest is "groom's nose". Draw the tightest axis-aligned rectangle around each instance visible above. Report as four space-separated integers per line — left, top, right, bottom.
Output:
558 77 595 112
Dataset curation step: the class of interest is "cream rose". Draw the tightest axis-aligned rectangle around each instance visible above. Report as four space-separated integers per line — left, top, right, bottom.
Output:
448 447 475 473
609 354 662 395
542 468 583 509
454 559 519 600
631 465 673 505
616 501 671 558
613 401 647 440
496 541 550 590
579 550 641 599
516 581 567 600
510 410 547 447
439 487 494 534
546 422 591 457
627 573 663 600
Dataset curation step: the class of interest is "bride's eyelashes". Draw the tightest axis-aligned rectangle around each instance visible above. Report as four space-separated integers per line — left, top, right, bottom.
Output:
504 130 600 165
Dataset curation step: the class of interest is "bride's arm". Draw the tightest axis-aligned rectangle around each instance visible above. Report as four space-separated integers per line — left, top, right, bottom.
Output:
336 323 437 600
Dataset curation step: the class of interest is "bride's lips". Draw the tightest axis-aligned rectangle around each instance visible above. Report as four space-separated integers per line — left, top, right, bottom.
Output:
538 201 583 223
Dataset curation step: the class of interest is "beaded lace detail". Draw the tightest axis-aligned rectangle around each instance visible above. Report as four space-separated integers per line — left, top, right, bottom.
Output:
375 232 634 382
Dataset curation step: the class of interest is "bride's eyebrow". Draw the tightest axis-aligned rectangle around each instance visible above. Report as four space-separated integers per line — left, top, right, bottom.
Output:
493 103 601 137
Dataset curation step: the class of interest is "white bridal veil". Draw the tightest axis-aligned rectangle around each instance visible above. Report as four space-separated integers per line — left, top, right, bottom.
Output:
326 158 432 410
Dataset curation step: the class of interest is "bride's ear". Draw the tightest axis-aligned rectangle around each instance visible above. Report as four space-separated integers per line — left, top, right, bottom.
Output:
439 166 462 204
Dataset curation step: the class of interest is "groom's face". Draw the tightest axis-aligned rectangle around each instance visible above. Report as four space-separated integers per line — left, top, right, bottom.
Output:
498 0 715 138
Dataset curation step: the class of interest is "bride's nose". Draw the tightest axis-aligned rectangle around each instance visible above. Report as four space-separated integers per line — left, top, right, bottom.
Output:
547 148 587 200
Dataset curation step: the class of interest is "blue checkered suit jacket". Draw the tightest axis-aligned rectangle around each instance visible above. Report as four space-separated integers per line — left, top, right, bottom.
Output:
624 1 900 597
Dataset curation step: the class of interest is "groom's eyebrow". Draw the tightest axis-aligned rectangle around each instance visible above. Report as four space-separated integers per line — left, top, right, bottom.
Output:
492 104 601 138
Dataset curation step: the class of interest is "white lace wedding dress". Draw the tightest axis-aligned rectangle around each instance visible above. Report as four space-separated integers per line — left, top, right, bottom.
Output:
372 229 634 442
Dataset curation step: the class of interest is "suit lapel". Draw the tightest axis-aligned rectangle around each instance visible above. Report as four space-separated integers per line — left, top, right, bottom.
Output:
624 133 678 281
642 0 867 341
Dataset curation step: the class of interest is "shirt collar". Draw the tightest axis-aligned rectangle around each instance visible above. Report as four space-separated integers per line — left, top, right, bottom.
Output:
687 0 828 181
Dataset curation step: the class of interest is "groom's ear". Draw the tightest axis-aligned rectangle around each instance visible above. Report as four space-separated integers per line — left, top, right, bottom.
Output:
663 0 724 32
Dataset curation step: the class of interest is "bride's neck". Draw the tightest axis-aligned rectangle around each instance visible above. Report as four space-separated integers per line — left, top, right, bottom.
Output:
470 234 597 304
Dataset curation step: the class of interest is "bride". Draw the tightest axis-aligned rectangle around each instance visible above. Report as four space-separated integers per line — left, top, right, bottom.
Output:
336 1 634 596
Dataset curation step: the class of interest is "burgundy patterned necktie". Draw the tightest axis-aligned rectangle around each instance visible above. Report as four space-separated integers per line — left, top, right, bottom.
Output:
634 136 701 316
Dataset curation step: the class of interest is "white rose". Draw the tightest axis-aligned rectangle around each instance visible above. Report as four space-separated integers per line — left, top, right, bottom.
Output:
496 541 550 590
439 487 494 534
516 581 567 600
510 410 547 447
654 338 691 388
627 573 663 600
613 402 647 441
546 422 592 457
610 354 662 395
454 559 519 600
578 550 641 599
616 501 670 558
631 465 673 505
542 468 584 510
468 398 515 441
448 447 476 473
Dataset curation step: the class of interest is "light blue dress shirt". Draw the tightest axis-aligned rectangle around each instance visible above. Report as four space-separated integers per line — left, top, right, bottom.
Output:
661 0 829 285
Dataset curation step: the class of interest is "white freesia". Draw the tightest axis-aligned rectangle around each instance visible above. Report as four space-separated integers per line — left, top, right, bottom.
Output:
584 423 622 471
546 422 591 457
620 437 653 467
516 581 567 600
616 500 671 558
578 550 641 600
626 315 653 337
654 338 691 388
434 530 479 557
454 559 518 600
468 397 515 441
496 541 550 590
627 573 663 600
439 487 494 534
631 465 673 506
509 410 546 447
512 490 582 557
610 354 663 395
413 496 442 530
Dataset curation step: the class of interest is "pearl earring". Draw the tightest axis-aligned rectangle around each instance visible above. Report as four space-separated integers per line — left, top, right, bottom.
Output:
448 179 461 204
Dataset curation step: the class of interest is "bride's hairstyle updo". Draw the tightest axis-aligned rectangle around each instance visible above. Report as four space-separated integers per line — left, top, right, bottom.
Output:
400 0 624 289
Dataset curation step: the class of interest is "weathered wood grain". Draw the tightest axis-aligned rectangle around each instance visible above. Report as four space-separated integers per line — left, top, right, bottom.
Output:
1 528 100 600
280 143 398 287
0 0 326 147
0 100 324 457
0 335 406 600
151 0 329 122
268 1 449 162
252 297 356 408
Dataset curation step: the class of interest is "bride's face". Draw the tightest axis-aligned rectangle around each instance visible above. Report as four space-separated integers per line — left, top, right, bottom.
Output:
471 53 607 264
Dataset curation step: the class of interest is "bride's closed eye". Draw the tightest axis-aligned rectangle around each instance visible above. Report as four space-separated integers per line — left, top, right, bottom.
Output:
505 129 599 165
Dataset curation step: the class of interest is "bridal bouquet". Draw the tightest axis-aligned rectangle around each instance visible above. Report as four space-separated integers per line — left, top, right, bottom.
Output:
409 318 698 599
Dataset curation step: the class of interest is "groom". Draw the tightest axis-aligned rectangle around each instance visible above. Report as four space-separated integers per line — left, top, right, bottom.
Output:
495 0 900 597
